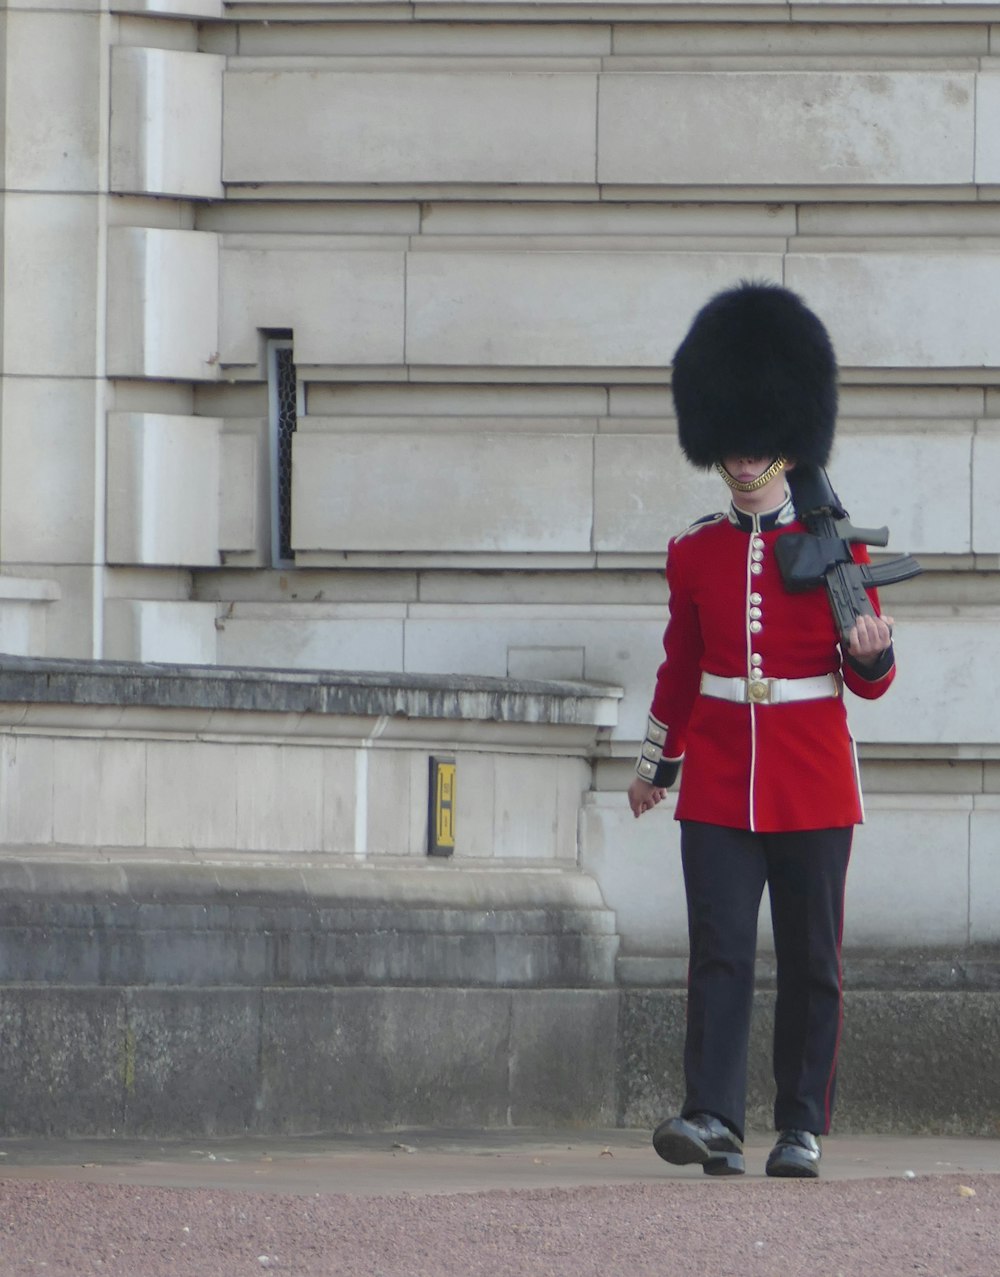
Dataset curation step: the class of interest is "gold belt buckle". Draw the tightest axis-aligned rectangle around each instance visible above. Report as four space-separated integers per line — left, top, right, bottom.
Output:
747 678 772 704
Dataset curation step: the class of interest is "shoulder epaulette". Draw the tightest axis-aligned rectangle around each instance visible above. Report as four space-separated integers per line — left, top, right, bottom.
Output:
672 512 726 544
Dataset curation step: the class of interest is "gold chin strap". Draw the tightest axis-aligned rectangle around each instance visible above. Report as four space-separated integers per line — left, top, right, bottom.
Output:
715 456 786 493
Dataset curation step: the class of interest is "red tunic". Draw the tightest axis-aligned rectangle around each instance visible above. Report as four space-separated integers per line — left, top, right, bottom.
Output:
650 500 895 833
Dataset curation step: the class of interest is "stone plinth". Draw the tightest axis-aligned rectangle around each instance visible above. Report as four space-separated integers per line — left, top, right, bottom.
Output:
0 658 622 1133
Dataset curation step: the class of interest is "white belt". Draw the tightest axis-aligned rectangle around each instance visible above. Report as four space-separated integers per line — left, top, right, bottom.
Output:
700 671 842 706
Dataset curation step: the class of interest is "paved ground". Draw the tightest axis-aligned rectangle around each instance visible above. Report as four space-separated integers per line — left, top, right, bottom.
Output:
3 1127 1000 1195
0 1129 998 1275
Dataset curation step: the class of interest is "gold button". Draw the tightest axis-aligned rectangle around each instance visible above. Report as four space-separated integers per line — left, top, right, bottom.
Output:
749 607 762 619
749 593 762 605
749 621 762 634
752 537 764 550
751 563 763 575
751 653 763 666
748 680 769 702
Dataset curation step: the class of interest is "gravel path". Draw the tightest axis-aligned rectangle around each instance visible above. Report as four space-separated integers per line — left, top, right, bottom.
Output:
0 1172 996 1277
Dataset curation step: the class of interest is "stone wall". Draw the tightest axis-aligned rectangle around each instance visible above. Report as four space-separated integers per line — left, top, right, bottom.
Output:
2 3 1000 970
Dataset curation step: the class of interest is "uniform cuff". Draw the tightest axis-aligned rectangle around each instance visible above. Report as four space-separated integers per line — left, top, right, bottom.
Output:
846 643 895 681
635 715 682 787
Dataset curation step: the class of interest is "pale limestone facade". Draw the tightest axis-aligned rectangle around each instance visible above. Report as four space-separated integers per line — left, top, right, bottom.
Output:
2 0 1000 966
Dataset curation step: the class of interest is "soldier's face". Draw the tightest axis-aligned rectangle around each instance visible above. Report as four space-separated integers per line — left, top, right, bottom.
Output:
721 455 773 485
720 455 793 511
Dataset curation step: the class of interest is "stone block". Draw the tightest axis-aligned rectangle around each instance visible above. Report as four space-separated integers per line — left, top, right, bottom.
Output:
972 427 1000 552
113 0 223 16
121 989 259 1137
234 744 327 853
970 798 1000 944
0 378 98 562
12 563 96 661
556 757 592 861
216 607 405 672
292 432 594 553
841 385 985 418
0 734 54 845
52 738 147 848
107 227 220 381
0 576 58 656
111 47 225 199
3 11 102 191
846 798 972 947
507 646 585 681
579 792 688 955
219 428 266 555
223 70 597 185
836 991 1000 1136
320 749 357 855
257 988 513 1131
598 71 974 186
421 200 795 237
594 433 723 553
308 382 607 418
0 988 125 1136
107 413 223 567
234 19 610 56
493 754 580 860
2 194 100 376
144 739 237 851
786 253 1000 368
508 991 619 1125
403 609 663 740
219 247 404 368
406 250 780 368
975 72 1000 183
620 988 1000 1136
847 616 1000 746
452 750 495 859
565 615 668 742
613 19 987 57
608 386 673 418
829 428 972 555
104 600 217 665
359 748 422 857
616 989 690 1129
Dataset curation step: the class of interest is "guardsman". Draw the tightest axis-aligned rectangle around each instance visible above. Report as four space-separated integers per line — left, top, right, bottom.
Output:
628 282 895 1178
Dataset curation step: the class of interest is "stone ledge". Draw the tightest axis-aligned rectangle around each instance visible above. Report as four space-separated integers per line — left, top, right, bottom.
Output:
0 655 622 726
0 858 619 989
618 948 1000 990
0 577 59 602
224 1 1000 23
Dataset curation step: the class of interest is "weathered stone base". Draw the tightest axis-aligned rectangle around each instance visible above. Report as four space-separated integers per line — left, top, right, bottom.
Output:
620 989 1000 1139
4 984 1000 1138
0 986 620 1138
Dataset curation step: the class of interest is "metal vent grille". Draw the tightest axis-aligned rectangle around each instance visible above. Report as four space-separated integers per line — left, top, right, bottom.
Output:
275 346 298 562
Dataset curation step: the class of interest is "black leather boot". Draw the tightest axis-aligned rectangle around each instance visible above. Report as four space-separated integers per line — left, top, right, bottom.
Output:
766 1130 822 1178
652 1112 745 1176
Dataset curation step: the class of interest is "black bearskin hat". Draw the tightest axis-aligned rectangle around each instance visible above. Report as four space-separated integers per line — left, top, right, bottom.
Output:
671 281 838 469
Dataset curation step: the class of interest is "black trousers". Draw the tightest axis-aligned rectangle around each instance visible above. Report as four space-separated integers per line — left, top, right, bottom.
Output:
679 820 852 1141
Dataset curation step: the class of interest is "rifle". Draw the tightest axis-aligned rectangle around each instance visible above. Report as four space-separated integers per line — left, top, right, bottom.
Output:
774 465 922 640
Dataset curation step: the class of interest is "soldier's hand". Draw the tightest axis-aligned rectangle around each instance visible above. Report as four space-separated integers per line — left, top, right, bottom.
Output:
628 776 669 819
844 613 894 665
